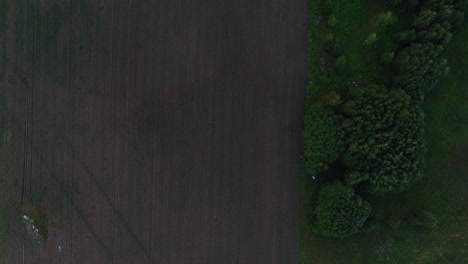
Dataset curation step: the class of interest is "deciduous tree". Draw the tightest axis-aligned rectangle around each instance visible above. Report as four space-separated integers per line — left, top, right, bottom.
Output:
311 181 372 238
339 84 426 195
303 103 345 176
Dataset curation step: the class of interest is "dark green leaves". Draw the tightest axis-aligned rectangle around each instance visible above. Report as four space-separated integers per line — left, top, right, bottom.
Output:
393 0 463 103
303 103 345 176
312 181 372 238
339 84 426 195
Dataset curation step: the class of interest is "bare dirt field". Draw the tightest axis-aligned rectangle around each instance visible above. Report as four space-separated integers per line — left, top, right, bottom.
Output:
0 0 308 263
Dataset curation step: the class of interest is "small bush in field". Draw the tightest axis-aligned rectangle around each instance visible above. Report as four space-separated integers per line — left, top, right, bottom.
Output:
407 210 438 228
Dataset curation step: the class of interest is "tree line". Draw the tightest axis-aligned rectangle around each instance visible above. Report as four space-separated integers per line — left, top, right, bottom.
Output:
303 0 465 238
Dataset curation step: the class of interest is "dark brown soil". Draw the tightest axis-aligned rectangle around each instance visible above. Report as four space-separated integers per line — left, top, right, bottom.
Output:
0 0 308 263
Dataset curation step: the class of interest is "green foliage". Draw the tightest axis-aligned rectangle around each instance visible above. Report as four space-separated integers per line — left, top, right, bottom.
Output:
324 33 335 44
333 56 347 70
318 91 342 106
376 11 398 28
344 171 369 186
397 29 417 43
407 210 438 228
21 204 48 242
329 0 368 34
407 0 420 8
394 42 449 102
415 22 453 44
340 84 426 195
450 9 465 26
34 208 48 240
382 52 395 64
311 181 372 238
393 0 465 102
328 14 337 27
392 0 421 8
413 9 437 29
324 38 342 57
373 10 404 54
301 0 468 260
303 103 345 176
364 33 378 46
341 84 409 170
392 0 403 6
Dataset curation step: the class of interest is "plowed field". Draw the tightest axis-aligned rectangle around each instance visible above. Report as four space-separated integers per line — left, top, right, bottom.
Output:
0 1 308 263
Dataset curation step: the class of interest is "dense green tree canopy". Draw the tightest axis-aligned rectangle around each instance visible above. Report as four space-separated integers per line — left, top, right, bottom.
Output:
339 84 426 195
394 42 449 101
312 181 372 238
413 9 438 29
393 0 464 102
303 103 345 176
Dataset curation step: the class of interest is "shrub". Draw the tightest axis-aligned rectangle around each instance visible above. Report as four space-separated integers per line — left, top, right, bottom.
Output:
376 11 398 28
317 91 342 106
382 52 395 64
328 14 337 27
311 181 372 238
303 103 345 176
364 33 378 46
324 38 342 57
333 56 347 70
344 170 369 186
323 33 335 44
407 210 438 228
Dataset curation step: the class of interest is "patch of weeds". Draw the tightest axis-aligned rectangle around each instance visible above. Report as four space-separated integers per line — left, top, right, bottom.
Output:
21 204 48 244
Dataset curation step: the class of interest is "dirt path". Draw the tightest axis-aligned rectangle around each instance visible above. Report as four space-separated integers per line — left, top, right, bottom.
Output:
0 0 308 263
